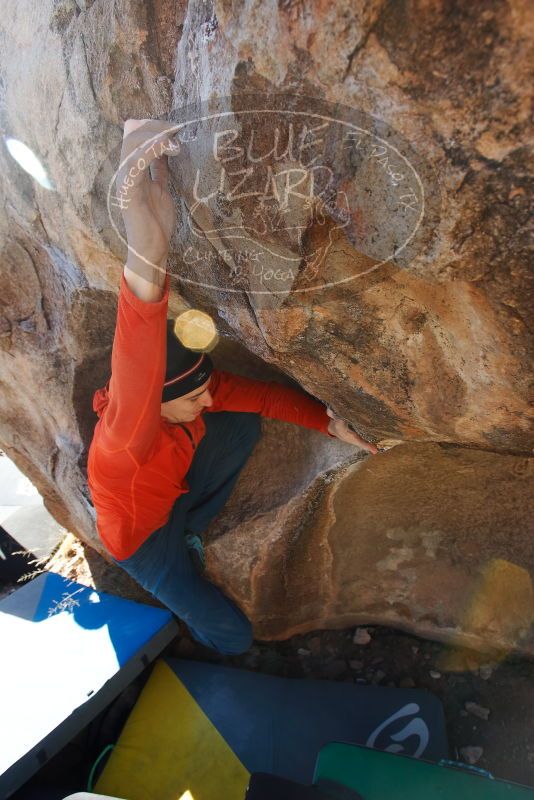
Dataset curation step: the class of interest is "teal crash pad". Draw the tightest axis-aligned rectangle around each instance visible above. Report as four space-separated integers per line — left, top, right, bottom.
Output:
313 742 534 799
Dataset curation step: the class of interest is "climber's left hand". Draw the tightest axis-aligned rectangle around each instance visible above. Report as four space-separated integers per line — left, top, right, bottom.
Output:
326 408 378 454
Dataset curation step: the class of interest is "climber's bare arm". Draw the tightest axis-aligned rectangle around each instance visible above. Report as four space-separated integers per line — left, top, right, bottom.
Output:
116 119 179 303
326 408 378 454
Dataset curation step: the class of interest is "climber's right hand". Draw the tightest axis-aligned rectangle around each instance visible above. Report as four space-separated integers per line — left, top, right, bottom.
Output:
116 119 180 280
326 407 379 454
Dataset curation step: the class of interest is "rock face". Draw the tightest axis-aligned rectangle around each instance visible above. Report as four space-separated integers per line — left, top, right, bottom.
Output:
0 1 532 651
205 436 534 655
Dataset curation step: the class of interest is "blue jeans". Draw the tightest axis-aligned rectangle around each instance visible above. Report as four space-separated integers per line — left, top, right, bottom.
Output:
114 411 262 655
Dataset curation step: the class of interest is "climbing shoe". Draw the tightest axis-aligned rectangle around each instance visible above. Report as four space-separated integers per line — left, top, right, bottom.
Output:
185 532 206 573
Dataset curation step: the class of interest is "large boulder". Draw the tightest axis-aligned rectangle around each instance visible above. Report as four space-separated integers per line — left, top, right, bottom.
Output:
0 0 532 652
205 434 534 656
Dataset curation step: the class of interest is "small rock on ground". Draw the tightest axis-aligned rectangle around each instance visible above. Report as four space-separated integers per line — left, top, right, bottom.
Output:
460 745 484 765
371 669 386 685
353 627 372 645
465 701 491 721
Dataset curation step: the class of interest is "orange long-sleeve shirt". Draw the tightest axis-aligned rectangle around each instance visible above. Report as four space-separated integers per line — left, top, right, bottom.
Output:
87 271 333 560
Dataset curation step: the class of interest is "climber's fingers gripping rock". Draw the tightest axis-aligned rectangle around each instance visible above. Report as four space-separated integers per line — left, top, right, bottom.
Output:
116 118 180 276
326 407 378 455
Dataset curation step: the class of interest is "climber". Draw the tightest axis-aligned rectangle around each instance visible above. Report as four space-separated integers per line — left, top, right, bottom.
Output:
87 119 378 657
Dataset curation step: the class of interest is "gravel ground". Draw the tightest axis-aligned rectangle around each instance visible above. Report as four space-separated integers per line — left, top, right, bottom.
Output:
213 627 534 787
4 534 534 794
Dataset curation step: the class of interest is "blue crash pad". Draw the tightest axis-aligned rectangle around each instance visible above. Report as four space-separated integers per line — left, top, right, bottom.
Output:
0 571 178 798
168 658 449 775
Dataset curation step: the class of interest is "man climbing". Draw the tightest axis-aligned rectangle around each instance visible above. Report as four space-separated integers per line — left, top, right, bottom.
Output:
87 119 378 656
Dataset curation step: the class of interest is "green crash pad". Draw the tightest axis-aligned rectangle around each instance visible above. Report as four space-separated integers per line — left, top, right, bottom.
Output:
314 742 534 799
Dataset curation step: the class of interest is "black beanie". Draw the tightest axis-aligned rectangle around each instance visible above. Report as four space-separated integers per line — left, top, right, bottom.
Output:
162 319 214 402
